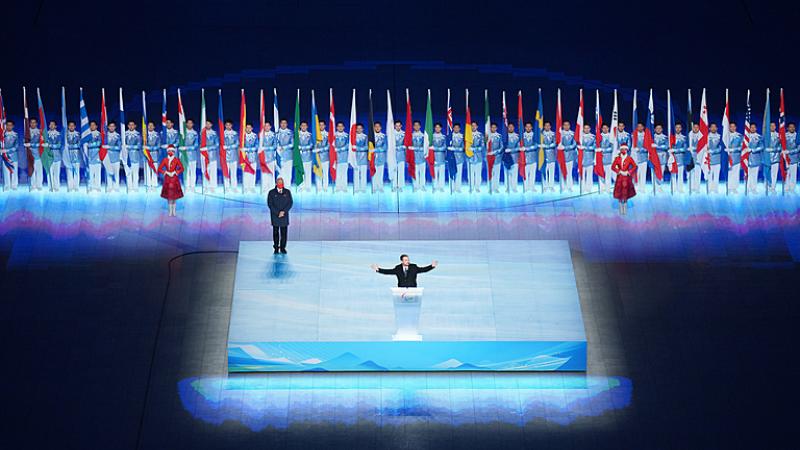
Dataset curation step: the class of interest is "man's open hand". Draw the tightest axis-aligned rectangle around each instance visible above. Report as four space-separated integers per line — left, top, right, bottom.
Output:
431 260 438 267
370 264 378 271
278 211 285 218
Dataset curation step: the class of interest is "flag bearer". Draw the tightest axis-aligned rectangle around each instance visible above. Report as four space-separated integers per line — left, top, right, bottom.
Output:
392 120 406 191
86 120 103 192
669 123 688 194
560 120 577 192
580 124 595 192
688 123 704 193
707 123 722 193
65 121 81 192
276 118 294 186
223 119 239 190
333 121 349 192
785 123 798 193
468 121 484 193
372 121 387 193
353 123 369 193
27 118 44 190
522 122 538 193
1 120 19 191
125 121 142 192
297 121 314 192
632 122 648 193
726 122 744 194
765 122 781 194
46 120 62 192
201 120 219 193
449 123 465 192
314 121 330 192
259 121 278 193
599 124 614 193
542 121 557 192
653 124 669 193
745 122 763 195
411 120 426 191
104 121 122 192
145 121 161 190
487 123 503 194
505 122 520 193
432 123 447 192
183 119 199 193
242 123 259 193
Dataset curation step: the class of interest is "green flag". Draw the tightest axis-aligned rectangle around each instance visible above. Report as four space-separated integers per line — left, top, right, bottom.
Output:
424 89 434 176
292 89 304 185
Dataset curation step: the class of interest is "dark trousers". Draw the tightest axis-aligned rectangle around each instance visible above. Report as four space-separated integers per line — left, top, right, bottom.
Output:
272 226 288 250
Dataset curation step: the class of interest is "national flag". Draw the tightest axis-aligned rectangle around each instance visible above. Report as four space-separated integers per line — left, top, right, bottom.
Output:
292 89 304 185
685 89 695 173
80 88 91 168
779 88 788 179
576 89 584 178
404 89 415 179
386 89 397 179
722 89 731 167
610 89 619 157
762 88 772 184
367 89 377 177
218 89 229 179
698 88 709 171
311 89 323 178
534 88 544 170
594 90 605 178
60 87 72 170
273 88 281 169
646 88 662 180
445 88 457 180
99 88 108 163
160 88 167 166
667 89 678 174
119 88 128 171
258 88 271 174
239 89 254 174
141 91 155 171
328 88 336 180
0 89 12 174
199 88 210 180
500 90 510 171
23 87 33 176
37 88 54 170
630 89 639 183
348 89 358 168
555 88 567 177
424 89 435 178
485 89 494 178
741 89 752 178
464 89 473 158
177 88 187 168
517 90 526 179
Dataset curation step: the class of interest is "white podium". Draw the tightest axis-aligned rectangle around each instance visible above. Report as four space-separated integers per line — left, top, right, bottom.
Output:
390 287 424 341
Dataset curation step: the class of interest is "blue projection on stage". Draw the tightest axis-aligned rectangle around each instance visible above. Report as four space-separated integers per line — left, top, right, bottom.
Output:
227 241 587 372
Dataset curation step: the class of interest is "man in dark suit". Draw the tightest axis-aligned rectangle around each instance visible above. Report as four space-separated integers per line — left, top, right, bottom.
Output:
371 254 438 287
267 177 293 254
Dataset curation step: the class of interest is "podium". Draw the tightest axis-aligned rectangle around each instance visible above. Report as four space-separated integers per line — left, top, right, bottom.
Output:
390 287 424 341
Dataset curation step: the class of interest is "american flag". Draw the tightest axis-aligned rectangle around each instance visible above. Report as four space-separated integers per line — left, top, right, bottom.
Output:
741 89 751 177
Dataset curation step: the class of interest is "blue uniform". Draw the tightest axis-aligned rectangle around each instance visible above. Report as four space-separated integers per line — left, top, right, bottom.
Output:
374 131 387 166
560 130 577 163
354 132 369 165
105 131 121 164
223 129 239 163
488 132 503 166
727 132 743 165
86 130 102 164
432 132 447 165
600 132 614 165
47 130 62 162
616 130 631 152
184 129 199 162
125 130 142 164
297 130 313 163
3 130 19 162
411 131 425 162
261 130 277 163
394 130 406 163
469 130 484 164
315 130 330 163
654 132 669 166
522 131 537 165
707 132 722 166
146 130 161 163
449 132 464 163
66 130 81 166
766 131 781 165
162 128 180 153
542 130 557 163
243 131 259 166
632 130 648 164
672 132 688 166
203 129 219 163
581 133 596 167
505 132 521 164
276 127 293 162
29 128 42 161
787 131 799 164
746 132 763 166
334 130 349 163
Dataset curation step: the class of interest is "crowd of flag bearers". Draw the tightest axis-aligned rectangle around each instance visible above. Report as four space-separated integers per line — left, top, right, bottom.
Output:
1 86 798 206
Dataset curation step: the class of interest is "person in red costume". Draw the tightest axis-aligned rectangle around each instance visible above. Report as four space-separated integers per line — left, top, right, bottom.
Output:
159 145 184 217
612 144 637 215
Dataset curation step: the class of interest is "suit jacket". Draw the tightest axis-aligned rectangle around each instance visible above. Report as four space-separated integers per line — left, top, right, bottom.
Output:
267 187 293 227
377 263 434 288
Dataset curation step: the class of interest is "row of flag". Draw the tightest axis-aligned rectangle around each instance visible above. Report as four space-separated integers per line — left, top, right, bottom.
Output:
0 87 790 184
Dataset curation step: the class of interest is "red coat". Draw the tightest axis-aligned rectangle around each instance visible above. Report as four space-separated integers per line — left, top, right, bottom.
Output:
158 156 184 200
612 153 637 201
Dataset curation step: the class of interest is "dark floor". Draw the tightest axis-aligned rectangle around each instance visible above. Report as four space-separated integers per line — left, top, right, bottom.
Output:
1 193 799 449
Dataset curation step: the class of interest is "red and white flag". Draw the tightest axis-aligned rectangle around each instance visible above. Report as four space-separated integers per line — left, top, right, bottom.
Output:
258 89 271 174
517 90 526 179
741 89 752 178
404 89 415 179
576 89 584 178
722 89 731 167
594 90 605 178
779 88 789 179
555 88 567 176
99 88 108 162
698 88 709 169
348 89 358 167
328 88 336 180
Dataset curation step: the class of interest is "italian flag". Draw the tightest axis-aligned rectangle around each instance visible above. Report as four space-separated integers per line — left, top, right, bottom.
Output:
424 89 435 178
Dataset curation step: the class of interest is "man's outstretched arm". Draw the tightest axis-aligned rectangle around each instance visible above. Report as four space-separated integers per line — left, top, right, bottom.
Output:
370 264 395 275
417 260 438 273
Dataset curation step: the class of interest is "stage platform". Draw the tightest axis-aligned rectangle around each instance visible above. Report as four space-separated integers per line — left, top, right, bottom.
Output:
227 240 586 372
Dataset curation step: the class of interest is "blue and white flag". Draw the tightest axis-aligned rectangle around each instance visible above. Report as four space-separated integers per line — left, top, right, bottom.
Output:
61 87 72 169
